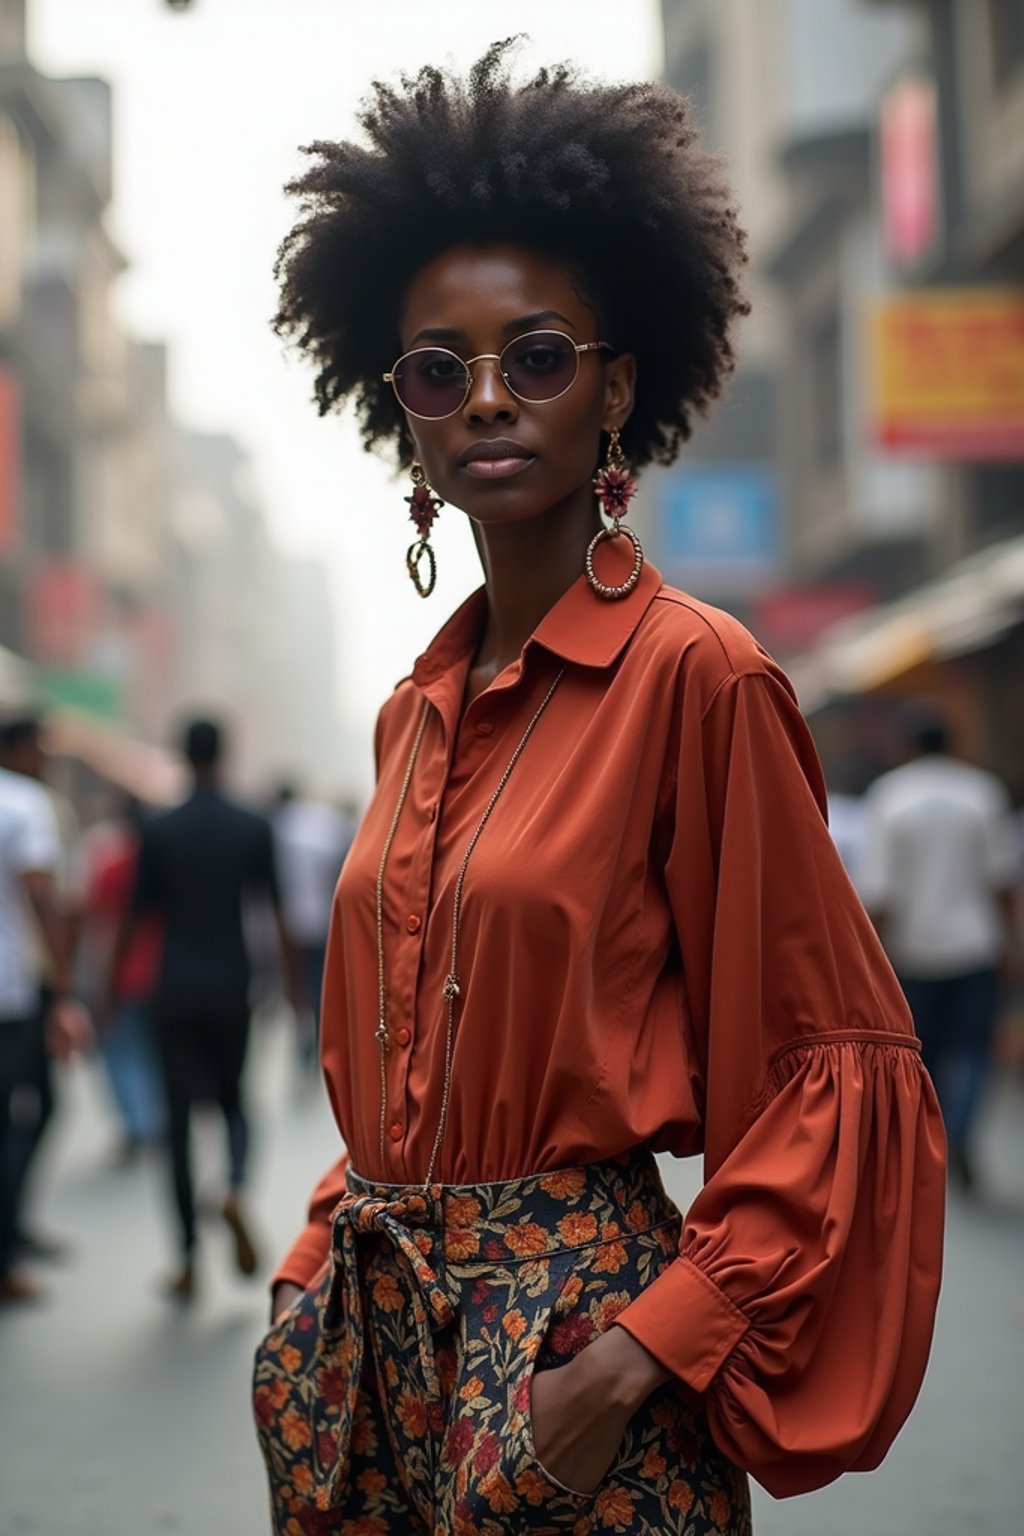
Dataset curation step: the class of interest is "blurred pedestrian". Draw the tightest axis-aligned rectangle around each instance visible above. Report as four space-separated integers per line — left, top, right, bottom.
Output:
254 44 945 1532
0 759 89 1305
270 782 355 1073
0 715 85 1263
860 704 1021 1189
105 718 300 1299
825 751 878 880
82 794 165 1164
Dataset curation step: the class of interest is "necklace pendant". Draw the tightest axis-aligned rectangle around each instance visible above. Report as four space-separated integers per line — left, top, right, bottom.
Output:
442 973 461 1002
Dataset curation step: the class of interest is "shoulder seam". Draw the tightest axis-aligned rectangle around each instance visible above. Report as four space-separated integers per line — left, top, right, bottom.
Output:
698 667 778 724
651 591 777 695
652 590 737 676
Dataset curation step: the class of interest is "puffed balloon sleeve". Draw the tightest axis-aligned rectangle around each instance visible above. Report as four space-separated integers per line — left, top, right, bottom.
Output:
615 657 947 1498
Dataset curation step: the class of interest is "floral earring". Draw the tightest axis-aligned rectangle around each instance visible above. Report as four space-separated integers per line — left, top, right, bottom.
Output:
585 428 644 600
405 462 444 598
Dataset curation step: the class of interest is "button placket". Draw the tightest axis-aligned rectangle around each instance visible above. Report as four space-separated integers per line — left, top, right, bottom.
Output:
387 725 450 1174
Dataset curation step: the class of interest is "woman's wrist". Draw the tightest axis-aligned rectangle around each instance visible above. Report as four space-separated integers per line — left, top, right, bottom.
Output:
576 1322 674 1413
270 1279 303 1323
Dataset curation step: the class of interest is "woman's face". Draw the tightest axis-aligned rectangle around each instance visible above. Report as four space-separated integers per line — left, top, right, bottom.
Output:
395 243 635 526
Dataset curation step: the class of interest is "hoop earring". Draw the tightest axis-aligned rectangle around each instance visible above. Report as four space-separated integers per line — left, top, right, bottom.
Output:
585 429 644 600
404 462 443 598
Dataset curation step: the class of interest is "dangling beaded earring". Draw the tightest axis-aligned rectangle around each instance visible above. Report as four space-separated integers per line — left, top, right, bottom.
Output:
404 462 444 598
586 428 644 600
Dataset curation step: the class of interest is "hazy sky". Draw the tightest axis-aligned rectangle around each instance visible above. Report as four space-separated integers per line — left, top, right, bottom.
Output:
30 0 663 749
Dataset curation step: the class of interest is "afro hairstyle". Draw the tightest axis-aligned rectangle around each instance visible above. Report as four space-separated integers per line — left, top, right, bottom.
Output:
273 38 749 472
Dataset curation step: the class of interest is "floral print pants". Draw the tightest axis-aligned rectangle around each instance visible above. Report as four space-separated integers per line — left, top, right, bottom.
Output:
253 1154 751 1535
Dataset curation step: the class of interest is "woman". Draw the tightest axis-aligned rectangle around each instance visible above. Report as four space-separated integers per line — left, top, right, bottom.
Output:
254 42 945 1535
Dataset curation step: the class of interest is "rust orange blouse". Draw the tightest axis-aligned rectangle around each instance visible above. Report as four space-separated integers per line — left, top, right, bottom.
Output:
276 558 946 1497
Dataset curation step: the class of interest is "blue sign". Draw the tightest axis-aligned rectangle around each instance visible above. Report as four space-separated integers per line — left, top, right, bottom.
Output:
655 463 781 591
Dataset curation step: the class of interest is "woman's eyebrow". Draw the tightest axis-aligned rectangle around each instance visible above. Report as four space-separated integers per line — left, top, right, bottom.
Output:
502 310 576 334
407 310 577 347
407 327 464 345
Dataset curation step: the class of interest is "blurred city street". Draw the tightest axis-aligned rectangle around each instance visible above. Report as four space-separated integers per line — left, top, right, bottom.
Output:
1 2 1023 1534
1 1011 1022 1536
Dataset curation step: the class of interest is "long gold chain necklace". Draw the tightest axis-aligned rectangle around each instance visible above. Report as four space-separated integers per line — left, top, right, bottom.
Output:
374 668 565 1184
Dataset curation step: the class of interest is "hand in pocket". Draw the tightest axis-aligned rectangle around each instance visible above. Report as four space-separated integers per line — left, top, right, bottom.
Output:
271 1280 304 1325
530 1354 632 1496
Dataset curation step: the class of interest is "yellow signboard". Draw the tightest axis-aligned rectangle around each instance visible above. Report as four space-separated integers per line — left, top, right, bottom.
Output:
869 289 1024 458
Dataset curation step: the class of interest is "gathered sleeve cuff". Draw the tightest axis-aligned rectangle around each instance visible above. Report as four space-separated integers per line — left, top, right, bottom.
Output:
271 1151 350 1293
618 1034 945 1496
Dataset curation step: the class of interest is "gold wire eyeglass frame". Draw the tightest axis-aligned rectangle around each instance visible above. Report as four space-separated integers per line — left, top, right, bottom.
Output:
382 329 612 419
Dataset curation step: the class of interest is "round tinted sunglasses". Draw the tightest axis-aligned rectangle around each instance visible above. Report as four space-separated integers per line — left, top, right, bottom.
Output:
383 329 612 420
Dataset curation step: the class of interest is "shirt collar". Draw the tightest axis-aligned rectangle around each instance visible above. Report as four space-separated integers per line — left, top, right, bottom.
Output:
410 557 663 688
531 558 663 669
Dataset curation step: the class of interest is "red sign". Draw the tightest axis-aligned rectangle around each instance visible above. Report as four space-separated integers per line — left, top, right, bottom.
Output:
880 74 940 270
754 584 874 654
26 563 100 667
0 368 19 558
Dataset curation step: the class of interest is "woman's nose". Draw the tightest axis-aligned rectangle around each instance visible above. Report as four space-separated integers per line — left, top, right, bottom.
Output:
462 357 519 423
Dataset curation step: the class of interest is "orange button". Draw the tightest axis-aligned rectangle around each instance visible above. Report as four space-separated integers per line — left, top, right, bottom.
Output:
395 1026 411 1046
389 1122 403 1142
406 914 421 934
475 720 494 737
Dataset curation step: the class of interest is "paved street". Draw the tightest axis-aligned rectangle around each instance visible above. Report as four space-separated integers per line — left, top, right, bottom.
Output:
2 1013 1022 1536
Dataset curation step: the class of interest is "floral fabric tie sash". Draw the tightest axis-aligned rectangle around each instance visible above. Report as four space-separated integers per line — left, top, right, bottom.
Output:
320 1187 453 1504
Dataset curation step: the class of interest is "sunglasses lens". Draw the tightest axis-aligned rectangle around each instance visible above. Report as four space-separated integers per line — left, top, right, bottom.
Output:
502 331 579 401
392 349 468 417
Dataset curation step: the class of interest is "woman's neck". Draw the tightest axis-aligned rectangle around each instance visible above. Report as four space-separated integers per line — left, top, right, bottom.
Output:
469 490 601 683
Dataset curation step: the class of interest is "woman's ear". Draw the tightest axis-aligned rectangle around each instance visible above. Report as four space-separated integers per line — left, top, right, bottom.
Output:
602 351 637 433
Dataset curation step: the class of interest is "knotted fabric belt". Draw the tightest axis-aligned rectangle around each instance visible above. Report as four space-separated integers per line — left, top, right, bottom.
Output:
320 1188 454 1503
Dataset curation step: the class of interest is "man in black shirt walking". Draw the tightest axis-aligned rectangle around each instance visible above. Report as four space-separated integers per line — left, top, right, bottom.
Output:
109 719 299 1298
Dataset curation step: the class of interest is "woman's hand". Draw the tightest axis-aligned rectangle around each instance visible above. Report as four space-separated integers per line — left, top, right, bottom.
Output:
270 1281 303 1324
530 1325 672 1495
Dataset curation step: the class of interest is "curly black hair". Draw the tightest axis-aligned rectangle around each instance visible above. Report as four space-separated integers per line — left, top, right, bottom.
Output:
274 38 749 472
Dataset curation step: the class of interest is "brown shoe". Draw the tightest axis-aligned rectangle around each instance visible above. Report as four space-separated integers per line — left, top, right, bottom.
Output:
222 1199 259 1277
0 1271 46 1306
161 1263 197 1302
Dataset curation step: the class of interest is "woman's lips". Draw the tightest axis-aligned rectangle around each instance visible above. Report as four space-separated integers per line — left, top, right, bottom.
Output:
460 454 536 479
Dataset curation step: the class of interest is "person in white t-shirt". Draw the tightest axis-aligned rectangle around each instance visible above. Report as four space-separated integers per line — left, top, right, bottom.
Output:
271 784 356 1071
1 716 88 1261
859 706 1021 1188
0 763 89 1303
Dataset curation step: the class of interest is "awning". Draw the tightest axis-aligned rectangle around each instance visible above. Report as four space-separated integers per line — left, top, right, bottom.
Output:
45 708 184 806
0 651 181 803
788 534 1024 711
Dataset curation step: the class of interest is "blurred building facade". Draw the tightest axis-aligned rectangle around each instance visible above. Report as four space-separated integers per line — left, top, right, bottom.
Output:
659 0 1024 795
0 0 344 800
167 429 340 795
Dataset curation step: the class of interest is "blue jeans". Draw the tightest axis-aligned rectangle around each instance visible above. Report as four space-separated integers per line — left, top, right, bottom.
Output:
100 1000 165 1145
900 968 999 1150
